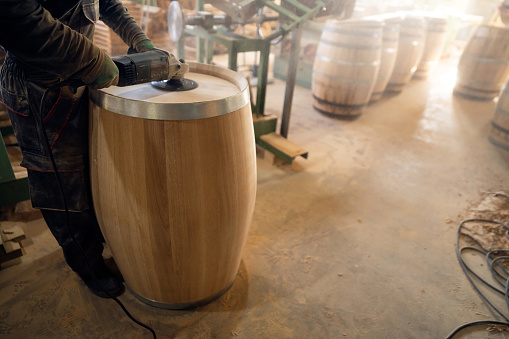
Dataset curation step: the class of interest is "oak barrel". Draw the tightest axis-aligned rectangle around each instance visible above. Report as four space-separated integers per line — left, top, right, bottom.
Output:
454 25 509 100
365 14 402 102
88 63 257 309
386 15 426 93
312 19 383 119
489 80 509 150
414 15 448 79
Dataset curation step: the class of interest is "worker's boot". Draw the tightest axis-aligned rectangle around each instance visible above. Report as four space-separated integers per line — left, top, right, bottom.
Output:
40 208 125 298
79 262 125 298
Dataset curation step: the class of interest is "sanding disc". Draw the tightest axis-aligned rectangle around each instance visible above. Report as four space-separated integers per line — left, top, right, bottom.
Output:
151 78 199 92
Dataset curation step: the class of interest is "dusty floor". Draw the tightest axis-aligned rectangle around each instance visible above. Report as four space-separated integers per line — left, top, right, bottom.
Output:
2 57 509 338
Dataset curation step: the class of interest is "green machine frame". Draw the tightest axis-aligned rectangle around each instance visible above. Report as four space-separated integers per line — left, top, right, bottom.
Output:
0 122 30 207
176 0 325 163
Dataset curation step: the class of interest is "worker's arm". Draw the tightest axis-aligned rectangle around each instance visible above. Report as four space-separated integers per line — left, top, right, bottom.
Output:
100 0 151 50
0 0 107 85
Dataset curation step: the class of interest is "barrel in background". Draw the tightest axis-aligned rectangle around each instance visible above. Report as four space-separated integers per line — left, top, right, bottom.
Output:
366 14 402 102
386 16 426 93
89 63 256 309
454 25 509 101
489 81 509 150
414 15 448 79
312 19 383 119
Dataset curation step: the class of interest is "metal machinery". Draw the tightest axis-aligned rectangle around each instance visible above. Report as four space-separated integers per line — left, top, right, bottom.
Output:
168 0 355 164
0 45 30 206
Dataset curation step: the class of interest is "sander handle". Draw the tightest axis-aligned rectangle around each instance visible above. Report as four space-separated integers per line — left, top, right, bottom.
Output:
112 50 189 87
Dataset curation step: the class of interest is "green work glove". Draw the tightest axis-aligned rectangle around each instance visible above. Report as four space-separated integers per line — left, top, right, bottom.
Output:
135 39 156 53
89 55 119 90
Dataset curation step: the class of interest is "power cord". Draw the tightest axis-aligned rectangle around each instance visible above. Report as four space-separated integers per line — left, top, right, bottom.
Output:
39 80 157 338
445 219 509 338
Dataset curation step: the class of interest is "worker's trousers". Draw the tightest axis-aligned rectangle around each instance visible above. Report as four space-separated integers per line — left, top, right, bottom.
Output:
0 56 106 278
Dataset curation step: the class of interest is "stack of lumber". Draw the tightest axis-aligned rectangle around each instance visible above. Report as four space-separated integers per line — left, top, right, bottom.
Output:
93 2 177 56
93 1 143 56
143 5 175 52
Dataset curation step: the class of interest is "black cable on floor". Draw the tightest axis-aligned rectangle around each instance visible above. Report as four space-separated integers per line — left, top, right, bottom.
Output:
445 218 509 338
40 82 156 339
445 320 509 339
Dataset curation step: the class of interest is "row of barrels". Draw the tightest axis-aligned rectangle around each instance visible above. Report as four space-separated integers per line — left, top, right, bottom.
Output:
312 12 448 119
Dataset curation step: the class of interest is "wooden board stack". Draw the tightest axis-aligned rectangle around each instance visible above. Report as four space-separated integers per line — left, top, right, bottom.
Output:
93 1 143 56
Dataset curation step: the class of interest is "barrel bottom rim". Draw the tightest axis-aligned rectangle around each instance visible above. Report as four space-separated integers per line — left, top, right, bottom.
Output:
384 88 403 94
452 89 496 101
126 278 236 310
369 92 384 103
313 105 362 120
412 74 428 80
488 135 509 152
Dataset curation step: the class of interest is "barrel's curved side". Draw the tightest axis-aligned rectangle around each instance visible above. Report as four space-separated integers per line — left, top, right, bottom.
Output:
454 25 509 100
386 18 426 93
414 18 448 78
454 55 509 100
490 83 509 149
89 99 256 307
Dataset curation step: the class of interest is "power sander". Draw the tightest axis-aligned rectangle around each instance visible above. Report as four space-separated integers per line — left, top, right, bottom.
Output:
111 49 198 91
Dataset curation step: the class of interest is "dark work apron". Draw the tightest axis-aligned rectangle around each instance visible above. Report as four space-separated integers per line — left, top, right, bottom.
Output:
0 0 100 211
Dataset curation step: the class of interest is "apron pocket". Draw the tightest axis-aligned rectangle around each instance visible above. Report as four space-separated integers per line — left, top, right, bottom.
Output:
21 152 90 212
82 0 99 23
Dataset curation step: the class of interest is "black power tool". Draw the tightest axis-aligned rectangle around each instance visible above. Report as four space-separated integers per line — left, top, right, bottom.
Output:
111 49 198 91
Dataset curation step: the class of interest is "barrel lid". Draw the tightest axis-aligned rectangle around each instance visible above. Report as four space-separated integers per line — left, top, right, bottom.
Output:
425 16 448 24
326 18 383 29
477 24 509 33
324 18 383 38
363 12 404 24
401 15 426 26
89 62 250 121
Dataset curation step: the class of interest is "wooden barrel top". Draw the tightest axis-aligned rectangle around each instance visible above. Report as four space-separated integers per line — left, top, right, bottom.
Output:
89 62 250 121
101 72 239 104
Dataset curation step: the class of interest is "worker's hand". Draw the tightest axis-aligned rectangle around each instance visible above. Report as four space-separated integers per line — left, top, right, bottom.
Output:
88 55 119 90
135 39 156 53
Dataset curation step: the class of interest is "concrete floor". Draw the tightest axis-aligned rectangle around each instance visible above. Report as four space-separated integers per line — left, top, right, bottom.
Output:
2 57 509 338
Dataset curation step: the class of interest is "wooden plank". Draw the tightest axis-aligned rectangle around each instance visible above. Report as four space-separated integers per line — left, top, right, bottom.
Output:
14 170 28 180
259 132 308 158
0 248 23 266
1 224 26 243
2 240 21 254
